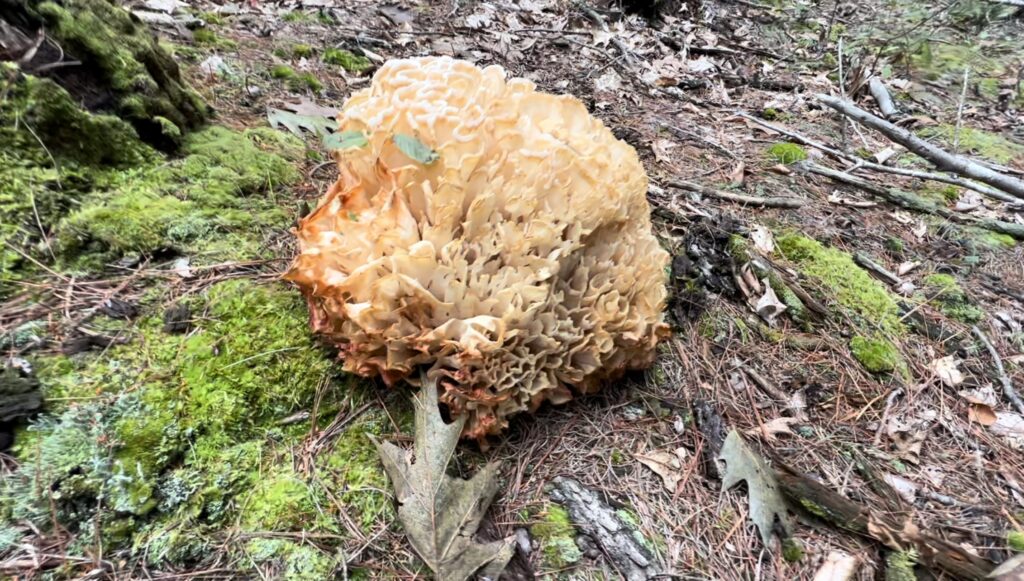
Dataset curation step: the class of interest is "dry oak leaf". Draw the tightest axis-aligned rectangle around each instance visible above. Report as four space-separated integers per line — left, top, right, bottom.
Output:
718 430 793 545
635 448 688 492
373 378 513 580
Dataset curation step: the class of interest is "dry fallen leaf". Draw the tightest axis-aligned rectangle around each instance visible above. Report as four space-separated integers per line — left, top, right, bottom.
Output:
635 448 688 492
728 161 747 186
755 278 787 326
882 473 919 503
968 403 997 426
746 417 800 440
812 551 859 581
928 355 964 387
373 379 513 580
718 430 793 545
750 226 774 254
650 139 677 164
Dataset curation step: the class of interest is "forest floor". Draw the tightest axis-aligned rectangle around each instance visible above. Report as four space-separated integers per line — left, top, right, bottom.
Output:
3 0 1024 579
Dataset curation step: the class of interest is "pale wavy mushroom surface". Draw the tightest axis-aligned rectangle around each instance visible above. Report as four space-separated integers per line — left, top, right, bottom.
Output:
286 57 669 439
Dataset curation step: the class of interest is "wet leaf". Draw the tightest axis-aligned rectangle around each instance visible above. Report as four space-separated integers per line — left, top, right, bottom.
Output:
718 430 792 545
323 130 368 151
393 133 439 164
372 377 512 581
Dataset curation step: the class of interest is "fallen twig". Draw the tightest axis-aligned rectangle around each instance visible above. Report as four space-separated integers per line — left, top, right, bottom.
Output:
868 78 898 119
666 180 807 208
853 253 901 286
972 325 1024 415
816 94 1024 200
801 162 1024 239
737 112 1023 206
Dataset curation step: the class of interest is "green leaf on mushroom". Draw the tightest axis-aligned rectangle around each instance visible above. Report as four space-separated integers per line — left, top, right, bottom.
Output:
393 133 440 164
323 130 369 151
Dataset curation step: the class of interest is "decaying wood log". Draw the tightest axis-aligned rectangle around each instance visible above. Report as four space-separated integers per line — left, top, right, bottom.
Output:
548 477 661 581
817 94 1024 200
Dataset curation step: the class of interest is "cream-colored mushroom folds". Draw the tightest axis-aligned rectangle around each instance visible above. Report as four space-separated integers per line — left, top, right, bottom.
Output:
286 57 669 439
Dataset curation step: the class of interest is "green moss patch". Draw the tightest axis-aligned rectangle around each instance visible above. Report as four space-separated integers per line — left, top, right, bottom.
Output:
766 142 807 164
271 64 297 79
919 125 1024 165
323 49 373 73
57 126 303 267
1 280 391 572
777 234 905 335
920 273 984 323
531 504 582 569
850 335 903 374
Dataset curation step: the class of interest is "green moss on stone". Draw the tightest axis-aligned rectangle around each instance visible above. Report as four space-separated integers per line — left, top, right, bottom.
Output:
921 273 984 323
57 126 302 265
850 335 902 374
885 549 917 581
30 0 207 146
531 505 582 569
322 48 373 73
777 234 904 335
1 69 155 168
766 142 808 164
1009 530 1024 551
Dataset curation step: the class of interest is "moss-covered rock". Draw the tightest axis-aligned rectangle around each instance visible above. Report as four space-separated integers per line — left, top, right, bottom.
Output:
2 0 208 151
531 504 582 569
920 273 984 323
1 280 392 573
777 234 905 335
57 126 303 266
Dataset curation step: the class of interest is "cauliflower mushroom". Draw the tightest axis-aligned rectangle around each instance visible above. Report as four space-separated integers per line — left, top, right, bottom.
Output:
286 57 669 439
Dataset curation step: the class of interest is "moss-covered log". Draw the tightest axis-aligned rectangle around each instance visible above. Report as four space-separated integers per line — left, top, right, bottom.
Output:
0 0 207 152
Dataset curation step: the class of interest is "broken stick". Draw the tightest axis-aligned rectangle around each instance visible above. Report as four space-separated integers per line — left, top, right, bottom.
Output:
868 78 898 119
972 325 1024 416
816 94 1024 200
801 162 1024 240
737 112 1023 206
666 179 807 208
